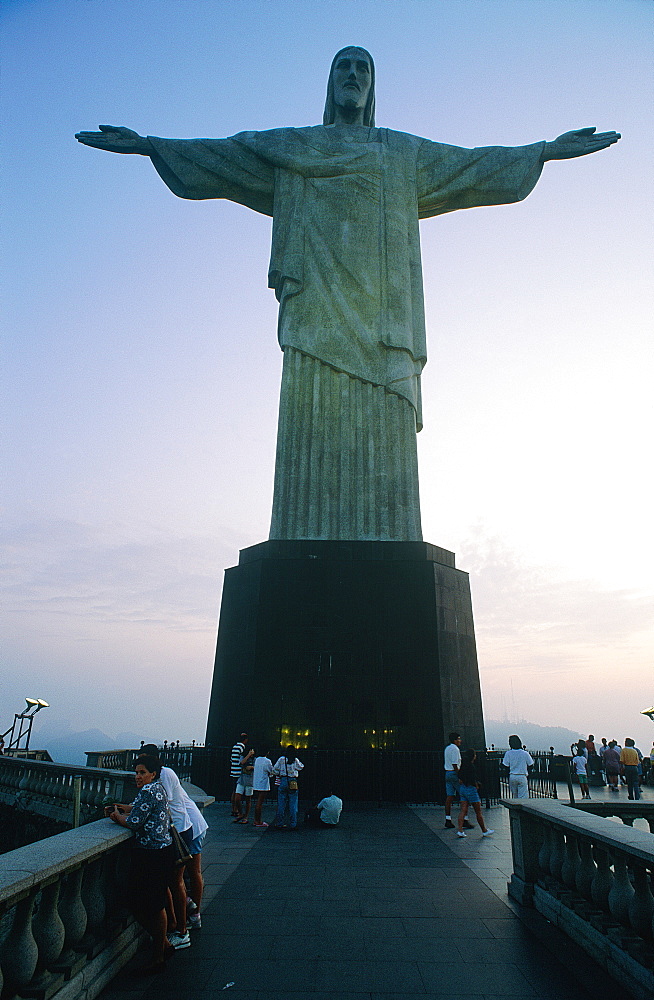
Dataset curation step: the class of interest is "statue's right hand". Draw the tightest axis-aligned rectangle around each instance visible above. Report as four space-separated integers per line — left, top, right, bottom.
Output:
75 125 151 154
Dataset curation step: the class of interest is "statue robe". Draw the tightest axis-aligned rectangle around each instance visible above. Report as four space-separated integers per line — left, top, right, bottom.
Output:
148 125 544 540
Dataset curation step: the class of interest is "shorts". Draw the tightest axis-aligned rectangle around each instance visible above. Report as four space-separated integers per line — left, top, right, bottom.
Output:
445 771 460 797
459 784 480 804
180 827 206 855
236 781 253 796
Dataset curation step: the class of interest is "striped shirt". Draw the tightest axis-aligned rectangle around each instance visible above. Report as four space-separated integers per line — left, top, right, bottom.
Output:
231 741 245 778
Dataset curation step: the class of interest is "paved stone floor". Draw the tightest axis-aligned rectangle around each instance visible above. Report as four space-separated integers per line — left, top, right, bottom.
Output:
101 799 638 1000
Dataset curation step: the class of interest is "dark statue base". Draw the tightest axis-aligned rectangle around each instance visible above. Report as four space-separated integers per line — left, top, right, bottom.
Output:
206 540 485 751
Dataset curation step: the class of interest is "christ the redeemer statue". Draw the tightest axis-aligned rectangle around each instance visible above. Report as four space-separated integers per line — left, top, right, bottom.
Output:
77 47 619 543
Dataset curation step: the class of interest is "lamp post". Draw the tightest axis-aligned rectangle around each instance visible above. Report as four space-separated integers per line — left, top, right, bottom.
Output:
1 698 50 754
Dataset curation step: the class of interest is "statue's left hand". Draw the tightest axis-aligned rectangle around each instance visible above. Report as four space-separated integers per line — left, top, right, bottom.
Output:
543 127 621 161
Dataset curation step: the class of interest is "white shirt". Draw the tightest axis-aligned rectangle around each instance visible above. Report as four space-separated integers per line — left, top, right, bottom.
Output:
159 765 191 832
272 757 304 779
444 743 461 772
317 795 343 825
253 756 274 791
502 748 534 775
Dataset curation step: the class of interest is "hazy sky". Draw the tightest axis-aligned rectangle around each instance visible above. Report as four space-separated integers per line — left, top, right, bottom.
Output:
2 0 653 753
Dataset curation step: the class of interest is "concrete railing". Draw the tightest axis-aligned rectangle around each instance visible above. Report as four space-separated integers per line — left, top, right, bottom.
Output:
0 756 135 829
0 820 142 1000
505 798 654 1000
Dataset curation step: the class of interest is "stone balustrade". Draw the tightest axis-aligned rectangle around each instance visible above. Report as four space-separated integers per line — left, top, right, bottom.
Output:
0 820 142 1000
505 798 654 1000
572 801 654 833
0 756 136 830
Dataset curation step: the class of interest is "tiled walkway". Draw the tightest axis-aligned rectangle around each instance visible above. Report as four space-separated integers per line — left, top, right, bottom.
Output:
102 800 635 1000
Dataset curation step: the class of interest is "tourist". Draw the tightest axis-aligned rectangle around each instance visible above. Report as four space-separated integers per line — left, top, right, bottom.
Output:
230 733 248 817
456 749 493 838
305 793 343 827
572 742 591 799
443 732 462 829
141 745 207 938
233 748 255 823
108 755 174 974
272 746 304 830
252 749 275 828
620 739 641 800
585 735 597 755
603 741 621 790
502 735 533 798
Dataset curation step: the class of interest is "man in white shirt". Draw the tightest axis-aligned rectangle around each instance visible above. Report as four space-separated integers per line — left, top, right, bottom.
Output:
305 793 343 827
502 735 534 799
444 732 462 829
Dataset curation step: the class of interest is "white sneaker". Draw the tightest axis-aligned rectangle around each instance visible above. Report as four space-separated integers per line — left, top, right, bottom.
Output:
188 913 202 929
168 931 191 949
482 830 494 837
456 831 466 838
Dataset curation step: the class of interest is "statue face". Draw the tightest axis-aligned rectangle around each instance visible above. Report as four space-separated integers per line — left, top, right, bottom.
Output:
331 48 372 115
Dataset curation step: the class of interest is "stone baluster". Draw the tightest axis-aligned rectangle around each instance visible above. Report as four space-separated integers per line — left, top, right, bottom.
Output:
591 846 613 911
0 892 39 996
23 879 66 994
575 837 597 900
549 826 565 881
608 851 635 926
628 863 654 940
561 832 580 888
54 867 87 972
80 857 107 953
537 824 551 876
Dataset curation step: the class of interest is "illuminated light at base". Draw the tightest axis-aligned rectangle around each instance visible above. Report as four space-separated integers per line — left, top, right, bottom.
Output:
364 728 395 750
279 725 311 750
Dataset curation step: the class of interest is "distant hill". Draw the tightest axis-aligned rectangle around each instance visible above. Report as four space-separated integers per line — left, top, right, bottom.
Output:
29 723 142 767
484 720 586 755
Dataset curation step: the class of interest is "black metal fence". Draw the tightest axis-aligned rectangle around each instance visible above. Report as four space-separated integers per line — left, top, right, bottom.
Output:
187 747 512 806
490 749 558 801
86 744 558 806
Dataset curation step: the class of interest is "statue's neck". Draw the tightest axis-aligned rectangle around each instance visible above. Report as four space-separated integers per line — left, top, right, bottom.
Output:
333 105 366 126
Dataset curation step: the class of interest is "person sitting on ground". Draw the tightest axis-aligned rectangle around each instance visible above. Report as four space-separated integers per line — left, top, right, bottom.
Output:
502 735 534 799
572 741 591 799
252 749 275 828
456 749 493 838
233 747 255 823
305 792 343 827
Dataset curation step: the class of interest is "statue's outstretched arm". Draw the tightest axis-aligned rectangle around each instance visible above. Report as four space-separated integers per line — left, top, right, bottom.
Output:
75 125 152 155
542 127 620 161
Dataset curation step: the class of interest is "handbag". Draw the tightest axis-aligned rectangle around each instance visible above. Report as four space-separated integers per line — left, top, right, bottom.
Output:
170 821 192 867
285 760 298 792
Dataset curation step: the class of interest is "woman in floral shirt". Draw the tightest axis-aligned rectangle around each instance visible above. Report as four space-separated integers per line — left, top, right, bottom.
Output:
109 754 174 973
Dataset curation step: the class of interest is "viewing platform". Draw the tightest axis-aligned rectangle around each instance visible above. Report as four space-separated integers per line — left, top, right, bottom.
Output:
94 794 650 1000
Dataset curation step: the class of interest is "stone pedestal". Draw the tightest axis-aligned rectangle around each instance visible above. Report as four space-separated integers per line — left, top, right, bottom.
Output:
205 540 485 751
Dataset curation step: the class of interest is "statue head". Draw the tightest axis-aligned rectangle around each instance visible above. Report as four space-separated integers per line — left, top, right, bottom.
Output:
323 46 375 127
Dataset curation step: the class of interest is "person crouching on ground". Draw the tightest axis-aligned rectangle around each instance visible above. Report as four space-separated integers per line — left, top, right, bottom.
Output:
456 749 494 838
108 755 174 974
305 792 343 827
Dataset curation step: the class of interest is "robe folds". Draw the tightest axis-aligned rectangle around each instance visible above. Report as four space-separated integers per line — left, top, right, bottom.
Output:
148 126 545 541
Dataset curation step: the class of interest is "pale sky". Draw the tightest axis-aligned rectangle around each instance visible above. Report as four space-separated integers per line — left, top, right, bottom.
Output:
2 0 653 754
